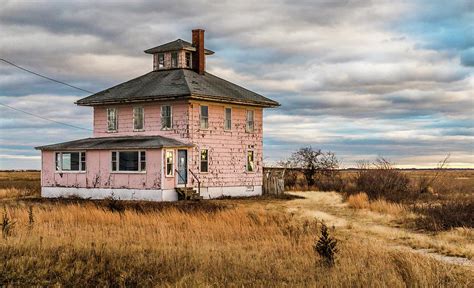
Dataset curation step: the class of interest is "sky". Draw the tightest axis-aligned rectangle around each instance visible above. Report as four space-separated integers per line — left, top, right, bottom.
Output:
0 0 473 169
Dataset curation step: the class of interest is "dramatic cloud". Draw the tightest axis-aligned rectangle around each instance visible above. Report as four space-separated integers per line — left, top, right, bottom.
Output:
0 0 472 169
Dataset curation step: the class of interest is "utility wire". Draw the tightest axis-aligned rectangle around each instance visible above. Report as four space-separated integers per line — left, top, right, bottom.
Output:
0 58 95 94
0 58 94 131
0 102 92 131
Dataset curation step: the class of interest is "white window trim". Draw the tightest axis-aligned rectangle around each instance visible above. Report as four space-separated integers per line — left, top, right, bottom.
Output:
199 148 209 173
161 105 173 130
246 150 255 173
111 150 146 173
55 151 86 173
133 106 145 132
200 105 209 130
165 149 175 177
224 107 232 131
245 109 255 133
185 52 192 68
106 107 118 133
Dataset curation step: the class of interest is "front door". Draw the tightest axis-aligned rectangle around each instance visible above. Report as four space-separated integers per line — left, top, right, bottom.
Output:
177 150 188 185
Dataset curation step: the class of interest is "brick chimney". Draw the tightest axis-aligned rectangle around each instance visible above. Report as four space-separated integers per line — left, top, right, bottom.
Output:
192 29 205 74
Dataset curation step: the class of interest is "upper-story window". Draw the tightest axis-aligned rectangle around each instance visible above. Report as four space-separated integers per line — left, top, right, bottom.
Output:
55 152 86 172
246 110 254 133
200 105 209 129
224 107 232 131
158 53 165 69
133 107 144 131
107 108 117 132
171 52 178 68
185 52 192 68
161 105 172 129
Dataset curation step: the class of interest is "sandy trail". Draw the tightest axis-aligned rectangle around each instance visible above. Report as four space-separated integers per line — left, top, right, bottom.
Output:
281 191 474 267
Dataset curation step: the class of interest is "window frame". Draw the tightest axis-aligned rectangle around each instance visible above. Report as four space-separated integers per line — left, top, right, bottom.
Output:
185 52 192 68
165 149 174 177
55 151 86 173
224 107 232 131
246 150 255 173
157 53 165 69
133 106 145 131
106 107 118 132
171 52 178 68
200 149 209 173
200 105 209 129
111 150 146 173
161 105 173 130
246 110 255 133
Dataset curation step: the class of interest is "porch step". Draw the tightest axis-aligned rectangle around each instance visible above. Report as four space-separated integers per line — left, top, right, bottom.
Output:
175 187 203 201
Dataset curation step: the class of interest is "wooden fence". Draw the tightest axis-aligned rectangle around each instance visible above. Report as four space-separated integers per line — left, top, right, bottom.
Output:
262 167 285 195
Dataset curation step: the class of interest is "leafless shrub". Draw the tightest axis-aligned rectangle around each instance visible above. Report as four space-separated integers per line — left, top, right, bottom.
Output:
413 200 474 231
416 154 450 194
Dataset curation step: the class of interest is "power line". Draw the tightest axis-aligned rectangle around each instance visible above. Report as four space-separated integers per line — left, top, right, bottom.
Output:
0 58 95 94
0 102 92 131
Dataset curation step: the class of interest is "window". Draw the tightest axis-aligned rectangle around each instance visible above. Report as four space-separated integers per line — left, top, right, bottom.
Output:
224 107 232 130
200 149 208 172
171 52 178 68
158 53 164 69
133 107 144 131
246 150 255 172
246 110 254 132
200 105 208 129
161 105 172 129
185 52 192 68
107 108 117 132
111 151 146 172
55 152 86 172
165 150 174 176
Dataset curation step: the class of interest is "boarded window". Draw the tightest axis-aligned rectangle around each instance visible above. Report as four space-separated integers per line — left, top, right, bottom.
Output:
224 107 232 130
246 150 254 172
171 52 178 68
107 108 117 132
133 107 144 131
161 105 172 129
166 150 174 176
246 110 254 132
200 149 208 172
111 151 146 172
185 52 192 68
200 105 208 129
55 152 86 171
158 53 165 69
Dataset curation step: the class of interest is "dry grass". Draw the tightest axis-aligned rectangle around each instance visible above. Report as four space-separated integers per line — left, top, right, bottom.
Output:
1 201 472 286
347 192 406 216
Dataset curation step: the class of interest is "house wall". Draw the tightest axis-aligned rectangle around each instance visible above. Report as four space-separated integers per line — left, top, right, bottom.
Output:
41 149 163 190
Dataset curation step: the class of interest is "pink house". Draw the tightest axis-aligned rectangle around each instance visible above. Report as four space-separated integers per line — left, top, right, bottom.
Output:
36 29 279 201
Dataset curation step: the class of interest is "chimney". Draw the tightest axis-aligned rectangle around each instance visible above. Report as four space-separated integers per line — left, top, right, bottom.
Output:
192 29 205 74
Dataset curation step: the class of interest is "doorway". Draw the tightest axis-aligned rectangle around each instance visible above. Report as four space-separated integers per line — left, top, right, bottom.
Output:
177 150 188 185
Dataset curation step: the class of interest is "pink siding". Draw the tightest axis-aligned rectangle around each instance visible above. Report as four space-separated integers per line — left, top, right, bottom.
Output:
41 150 162 190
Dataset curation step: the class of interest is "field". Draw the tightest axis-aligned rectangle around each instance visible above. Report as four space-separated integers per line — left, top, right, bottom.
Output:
0 171 473 286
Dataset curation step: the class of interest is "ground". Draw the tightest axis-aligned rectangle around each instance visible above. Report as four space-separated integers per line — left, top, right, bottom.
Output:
0 171 473 286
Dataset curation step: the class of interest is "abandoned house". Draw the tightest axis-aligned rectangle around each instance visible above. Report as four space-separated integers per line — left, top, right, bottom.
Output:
36 29 280 201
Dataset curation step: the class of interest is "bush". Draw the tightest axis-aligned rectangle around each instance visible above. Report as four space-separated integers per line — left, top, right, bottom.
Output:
314 223 338 267
413 200 474 231
353 158 411 202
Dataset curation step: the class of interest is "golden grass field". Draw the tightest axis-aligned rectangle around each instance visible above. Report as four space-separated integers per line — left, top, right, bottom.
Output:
0 171 473 287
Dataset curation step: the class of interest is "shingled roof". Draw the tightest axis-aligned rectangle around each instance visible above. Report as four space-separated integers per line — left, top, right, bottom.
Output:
76 69 280 107
144 39 214 55
35 135 192 151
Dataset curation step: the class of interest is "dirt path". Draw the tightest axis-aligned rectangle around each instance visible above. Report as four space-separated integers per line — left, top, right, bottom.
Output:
280 191 474 267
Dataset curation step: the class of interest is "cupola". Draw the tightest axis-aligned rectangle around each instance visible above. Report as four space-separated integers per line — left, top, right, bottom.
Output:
144 29 214 74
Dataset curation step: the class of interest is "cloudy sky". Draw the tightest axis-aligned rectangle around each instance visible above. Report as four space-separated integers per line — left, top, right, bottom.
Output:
0 0 473 169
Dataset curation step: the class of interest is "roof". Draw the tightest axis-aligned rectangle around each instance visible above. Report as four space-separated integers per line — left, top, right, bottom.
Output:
35 135 192 151
76 69 280 107
144 39 214 55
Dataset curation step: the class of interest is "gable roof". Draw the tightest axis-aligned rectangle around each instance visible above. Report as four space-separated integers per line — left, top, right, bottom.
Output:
144 39 214 55
76 69 280 107
35 135 192 151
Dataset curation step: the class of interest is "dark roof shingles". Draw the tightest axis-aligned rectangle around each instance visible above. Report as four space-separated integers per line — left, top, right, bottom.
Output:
35 136 192 150
144 39 214 54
